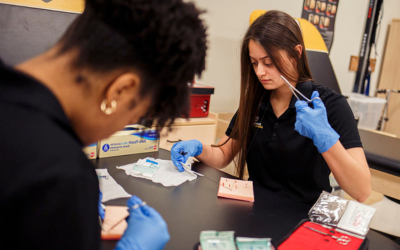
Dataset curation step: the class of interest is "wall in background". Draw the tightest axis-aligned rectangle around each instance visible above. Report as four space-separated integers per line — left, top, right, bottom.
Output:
1 1 400 114
0 4 77 65
191 0 400 113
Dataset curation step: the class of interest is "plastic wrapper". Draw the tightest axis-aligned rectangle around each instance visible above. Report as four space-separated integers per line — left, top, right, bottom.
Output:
308 191 376 237
337 200 376 236
236 237 275 250
132 163 160 177
308 191 349 226
200 231 236 250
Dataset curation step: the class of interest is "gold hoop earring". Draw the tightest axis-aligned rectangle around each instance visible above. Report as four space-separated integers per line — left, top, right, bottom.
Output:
100 99 117 115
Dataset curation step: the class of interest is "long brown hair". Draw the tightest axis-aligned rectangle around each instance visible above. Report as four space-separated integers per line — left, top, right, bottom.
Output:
230 10 313 179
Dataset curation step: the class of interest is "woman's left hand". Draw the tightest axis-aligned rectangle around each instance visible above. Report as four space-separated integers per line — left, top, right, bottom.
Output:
294 91 339 153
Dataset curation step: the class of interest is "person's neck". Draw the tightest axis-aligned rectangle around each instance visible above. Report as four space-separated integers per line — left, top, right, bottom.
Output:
14 47 82 120
270 81 296 104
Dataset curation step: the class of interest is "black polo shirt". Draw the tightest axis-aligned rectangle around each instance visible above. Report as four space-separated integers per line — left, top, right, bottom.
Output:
0 62 100 249
226 81 362 205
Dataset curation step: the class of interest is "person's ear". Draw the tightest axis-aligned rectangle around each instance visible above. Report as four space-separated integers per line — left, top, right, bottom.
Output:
294 44 302 58
288 45 302 65
103 72 141 114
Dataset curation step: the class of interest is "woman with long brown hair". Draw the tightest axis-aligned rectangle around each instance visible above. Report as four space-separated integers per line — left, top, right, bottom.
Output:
171 10 370 205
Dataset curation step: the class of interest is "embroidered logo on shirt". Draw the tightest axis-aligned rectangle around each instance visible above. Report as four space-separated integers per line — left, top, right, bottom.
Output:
254 116 263 129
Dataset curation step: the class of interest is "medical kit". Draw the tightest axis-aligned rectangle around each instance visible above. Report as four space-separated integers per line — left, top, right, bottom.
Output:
278 191 376 250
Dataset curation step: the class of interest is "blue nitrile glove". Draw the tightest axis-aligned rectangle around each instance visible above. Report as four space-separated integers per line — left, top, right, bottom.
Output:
170 140 203 172
115 195 170 250
294 91 340 153
99 190 105 220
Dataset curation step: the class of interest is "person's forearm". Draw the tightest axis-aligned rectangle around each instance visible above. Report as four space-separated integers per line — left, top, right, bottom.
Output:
322 141 371 202
196 144 233 169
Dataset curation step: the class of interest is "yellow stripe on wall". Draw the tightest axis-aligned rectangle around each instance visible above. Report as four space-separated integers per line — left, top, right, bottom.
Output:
0 0 84 13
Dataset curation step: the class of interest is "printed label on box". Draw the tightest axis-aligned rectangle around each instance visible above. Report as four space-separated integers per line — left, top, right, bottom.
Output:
98 128 159 158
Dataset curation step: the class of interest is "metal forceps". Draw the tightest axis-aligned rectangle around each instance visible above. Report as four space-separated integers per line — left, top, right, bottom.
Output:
280 75 321 103
304 226 351 245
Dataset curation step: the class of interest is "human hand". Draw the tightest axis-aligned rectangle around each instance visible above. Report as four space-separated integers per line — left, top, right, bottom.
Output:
295 91 339 153
99 190 105 220
170 140 203 172
115 195 170 250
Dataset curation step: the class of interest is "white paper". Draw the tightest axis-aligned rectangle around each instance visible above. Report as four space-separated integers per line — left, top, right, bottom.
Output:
117 157 197 186
96 169 131 202
337 200 376 236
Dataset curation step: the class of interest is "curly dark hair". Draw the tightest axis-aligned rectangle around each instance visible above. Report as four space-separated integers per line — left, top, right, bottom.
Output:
57 0 207 130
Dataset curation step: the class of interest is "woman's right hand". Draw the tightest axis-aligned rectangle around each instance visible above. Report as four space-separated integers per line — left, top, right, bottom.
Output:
170 140 203 171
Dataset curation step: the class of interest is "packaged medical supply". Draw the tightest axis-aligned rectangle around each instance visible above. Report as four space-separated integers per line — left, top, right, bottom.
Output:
309 191 376 236
236 237 275 250
309 191 348 226
83 143 97 159
131 159 161 178
200 231 236 250
98 125 159 158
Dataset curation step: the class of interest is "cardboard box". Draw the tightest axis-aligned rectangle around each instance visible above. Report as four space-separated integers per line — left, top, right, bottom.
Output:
83 143 98 159
98 125 159 158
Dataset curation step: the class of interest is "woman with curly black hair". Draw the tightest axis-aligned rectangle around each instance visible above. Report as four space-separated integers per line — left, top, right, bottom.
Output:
0 0 207 249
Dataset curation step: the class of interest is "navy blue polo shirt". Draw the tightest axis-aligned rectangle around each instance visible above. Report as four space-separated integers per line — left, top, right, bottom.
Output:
226 81 362 205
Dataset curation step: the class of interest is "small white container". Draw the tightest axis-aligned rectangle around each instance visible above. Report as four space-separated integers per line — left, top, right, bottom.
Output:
347 93 386 130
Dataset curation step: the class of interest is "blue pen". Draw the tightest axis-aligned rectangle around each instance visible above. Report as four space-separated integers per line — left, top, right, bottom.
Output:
146 159 159 165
